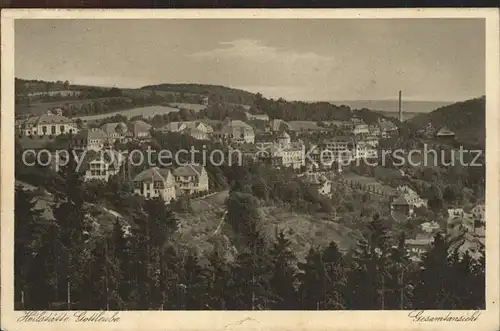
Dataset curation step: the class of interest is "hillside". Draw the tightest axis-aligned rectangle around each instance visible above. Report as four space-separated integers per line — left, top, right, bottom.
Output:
141 83 257 105
408 96 485 148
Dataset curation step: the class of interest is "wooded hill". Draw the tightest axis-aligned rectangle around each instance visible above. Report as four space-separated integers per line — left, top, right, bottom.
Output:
408 96 485 148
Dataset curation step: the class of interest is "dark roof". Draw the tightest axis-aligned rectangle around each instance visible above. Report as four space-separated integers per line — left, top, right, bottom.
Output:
173 164 205 177
133 167 172 182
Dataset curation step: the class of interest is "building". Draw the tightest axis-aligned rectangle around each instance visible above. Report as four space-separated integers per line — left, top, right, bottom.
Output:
300 172 332 197
133 167 176 203
159 121 213 140
47 108 64 116
395 186 427 208
418 122 436 137
83 149 124 183
405 234 434 262
21 113 78 136
245 112 270 122
201 96 209 106
100 122 129 142
353 122 370 135
369 124 382 137
321 120 353 131
173 164 209 195
257 132 305 170
70 128 108 151
128 120 152 140
377 118 398 138
390 187 426 217
471 204 485 223
359 135 379 148
214 120 255 144
436 126 456 140
321 136 356 163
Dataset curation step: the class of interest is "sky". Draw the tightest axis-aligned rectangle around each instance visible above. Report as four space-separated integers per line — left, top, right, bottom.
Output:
15 19 485 102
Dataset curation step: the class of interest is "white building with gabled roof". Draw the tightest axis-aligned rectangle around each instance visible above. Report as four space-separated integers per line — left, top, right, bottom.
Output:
133 167 176 203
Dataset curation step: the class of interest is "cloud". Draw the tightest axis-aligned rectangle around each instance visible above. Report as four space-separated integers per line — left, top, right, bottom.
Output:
189 39 335 67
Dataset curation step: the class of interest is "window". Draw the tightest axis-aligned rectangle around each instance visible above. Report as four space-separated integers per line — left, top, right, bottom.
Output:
60 125 65 133
51 126 56 134
42 126 47 134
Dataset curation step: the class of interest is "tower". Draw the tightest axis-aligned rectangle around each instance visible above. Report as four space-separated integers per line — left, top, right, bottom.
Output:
398 90 403 122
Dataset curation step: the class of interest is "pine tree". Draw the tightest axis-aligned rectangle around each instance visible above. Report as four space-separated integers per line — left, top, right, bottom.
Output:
385 231 413 309
412 232 455 309
15 187 59 308
347 215 391 309
230 225 276 310
298 242 347 310
269 229 299 309
51 149 92 308
205 248 232 309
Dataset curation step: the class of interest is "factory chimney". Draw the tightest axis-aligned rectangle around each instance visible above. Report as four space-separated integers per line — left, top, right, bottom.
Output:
398 90 403 122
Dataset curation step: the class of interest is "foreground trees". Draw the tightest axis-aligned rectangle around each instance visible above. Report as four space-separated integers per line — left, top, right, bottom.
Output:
15 170 485 310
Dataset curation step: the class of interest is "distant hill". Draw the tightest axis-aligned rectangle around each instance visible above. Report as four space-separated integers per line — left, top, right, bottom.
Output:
330 100 454 115
141 83 257 105
408 96 485 148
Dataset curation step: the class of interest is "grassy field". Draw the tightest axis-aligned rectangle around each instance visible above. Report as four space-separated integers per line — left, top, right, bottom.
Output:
76 105 181 121
167 103 207 112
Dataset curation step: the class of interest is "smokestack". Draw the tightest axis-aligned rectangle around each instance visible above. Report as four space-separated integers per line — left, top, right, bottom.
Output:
398 90 403 122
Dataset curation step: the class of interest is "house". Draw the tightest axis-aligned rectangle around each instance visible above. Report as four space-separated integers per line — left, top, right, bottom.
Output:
322 120 353 131
377 118 398 138
359 135 379 148
245 112 270 122
47 108 64 116
471 204 485 222
159 121 213 140
214 120 255 144
173 164 209 195
132 167 176 203
405 234 435 262
201 96 209 106
369 124 381 136
21 114 78 137
70 128 107 151
436 126 455 139
83 149 124 183
301 172 332 197
351 119 369 135
391 196 413 217
395 186 427 208
128 120 152 140
183 127 208 140
100 122 128 142
419 122 436 137
391 187 426 217
420 221 441 234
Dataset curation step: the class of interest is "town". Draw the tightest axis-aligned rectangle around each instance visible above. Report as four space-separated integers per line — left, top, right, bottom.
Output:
14 78 486 311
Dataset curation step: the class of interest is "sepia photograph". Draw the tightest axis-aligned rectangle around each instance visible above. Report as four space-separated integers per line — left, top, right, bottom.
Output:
1 8 499 331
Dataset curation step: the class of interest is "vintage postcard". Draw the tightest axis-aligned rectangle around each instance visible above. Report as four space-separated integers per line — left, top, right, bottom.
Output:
1 8 499 331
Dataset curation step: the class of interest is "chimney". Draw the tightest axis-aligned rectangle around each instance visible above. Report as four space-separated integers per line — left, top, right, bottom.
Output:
398 90 403 122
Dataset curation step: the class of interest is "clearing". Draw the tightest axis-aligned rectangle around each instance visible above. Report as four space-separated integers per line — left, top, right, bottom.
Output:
76 105 180 121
